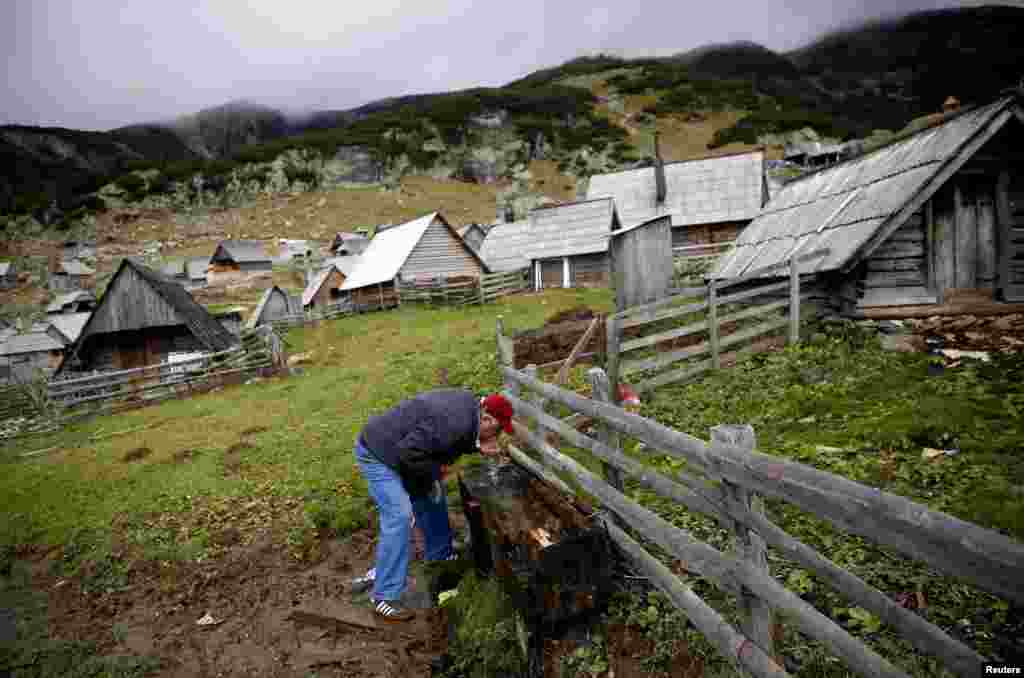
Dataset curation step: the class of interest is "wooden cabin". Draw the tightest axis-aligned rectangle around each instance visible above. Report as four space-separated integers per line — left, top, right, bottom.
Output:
207 240 272 284
457 223 489 253
302 264 346 310
587 139 766 249
0 333 64 383
340 212 487 308
330 232 370 257
57 259 237 374
246 286 298 329
46 290 97 315
0 261 17 289
49 259 94 292
712 92 1024 317
478 219 532 273
527 198 620 289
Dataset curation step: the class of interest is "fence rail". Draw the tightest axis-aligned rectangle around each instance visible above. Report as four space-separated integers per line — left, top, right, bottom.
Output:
493 338 1022 677
397 268 530 307
610 250 829 394
45 326 284 420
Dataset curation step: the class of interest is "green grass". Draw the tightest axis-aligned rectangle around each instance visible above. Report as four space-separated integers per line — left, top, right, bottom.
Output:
3 293 1022 675
0 288 613 566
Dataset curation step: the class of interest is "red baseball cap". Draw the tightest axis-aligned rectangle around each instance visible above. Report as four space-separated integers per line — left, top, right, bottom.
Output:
481 393 514 434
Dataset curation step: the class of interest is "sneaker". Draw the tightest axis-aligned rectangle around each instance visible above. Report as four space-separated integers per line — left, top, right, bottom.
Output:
374 599 416 623
349 568 376 594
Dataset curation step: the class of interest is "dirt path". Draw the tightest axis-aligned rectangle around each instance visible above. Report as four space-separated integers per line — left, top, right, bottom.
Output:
30 523 454 677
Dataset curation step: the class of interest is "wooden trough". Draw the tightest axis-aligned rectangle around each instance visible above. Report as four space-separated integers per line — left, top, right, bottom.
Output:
458 461 616 635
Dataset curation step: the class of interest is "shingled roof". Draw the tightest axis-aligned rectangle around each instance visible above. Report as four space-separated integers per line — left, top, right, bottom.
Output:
0 332 64 356
213 240 270 263
526 198 620 260
478 219 532 272
586 149 766 229
46 312 91 345
56 260 94 276
712 95 1024 280
46 290 96 313
58 259 236 374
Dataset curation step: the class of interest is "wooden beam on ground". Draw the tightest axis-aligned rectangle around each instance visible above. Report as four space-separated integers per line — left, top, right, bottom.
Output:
556 316 600 385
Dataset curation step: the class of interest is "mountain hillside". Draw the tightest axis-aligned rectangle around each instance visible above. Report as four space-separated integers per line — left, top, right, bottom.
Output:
3 4 1023 231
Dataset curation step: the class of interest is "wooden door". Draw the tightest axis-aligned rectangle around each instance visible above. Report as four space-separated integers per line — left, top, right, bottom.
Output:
999 171 1024 302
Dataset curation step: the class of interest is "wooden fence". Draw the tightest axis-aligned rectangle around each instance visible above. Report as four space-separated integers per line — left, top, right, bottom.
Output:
673 240 735 262
397 268 530 307
45 326 284 421
495 336 1024 677
609 249 830 396
267 295 396 331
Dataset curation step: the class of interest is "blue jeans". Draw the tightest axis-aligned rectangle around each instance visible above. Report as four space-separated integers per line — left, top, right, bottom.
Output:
354 439 453 601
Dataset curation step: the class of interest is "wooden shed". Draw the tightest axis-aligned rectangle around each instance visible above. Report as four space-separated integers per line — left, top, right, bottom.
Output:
46 290 97 315
302 264 346 310
247 286 297 329
457 223 489 253
49 259 94 292
330 232 370 257
478 219 532 273
587 146 766 248
340 212 487 307
712 92 1024 317
57 259 237 374
527 198 620 290
207 240 272 284
0 261 17 289
609 215 674 311
0 332 65 383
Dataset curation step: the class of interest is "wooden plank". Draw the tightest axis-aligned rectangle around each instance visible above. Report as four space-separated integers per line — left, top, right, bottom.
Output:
873 241 925 259
512 420 909 678
955 184 976 288
605 314 621 403
621 318 708 353
501 366 1024 606
708 283 720 370
713 425 775 666
614 288 708 323
587 368 624 494
606 522 789 678
977 183 997 286
633 359 713 394
556 317 600 385
620 342 712 378
620 299 709 330
717 281 791 307
998 171 1015 298
788 258 800 345
865 258 925 273
862 271 927 288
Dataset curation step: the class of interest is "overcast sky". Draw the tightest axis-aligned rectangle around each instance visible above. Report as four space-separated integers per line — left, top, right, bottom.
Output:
1 0 1014 131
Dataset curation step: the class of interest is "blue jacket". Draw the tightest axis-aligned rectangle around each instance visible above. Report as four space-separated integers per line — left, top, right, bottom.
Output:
359 389 481 495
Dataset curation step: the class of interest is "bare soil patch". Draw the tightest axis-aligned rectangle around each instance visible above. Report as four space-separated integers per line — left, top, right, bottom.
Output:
122 447 153 463
171 449 200 464
240 426 270 437
223 442 255 475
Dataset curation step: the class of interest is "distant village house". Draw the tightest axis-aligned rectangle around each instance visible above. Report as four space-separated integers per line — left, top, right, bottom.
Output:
246 286 300 330
207 240 272 285
0 333 65 383
46 290 97 315
0 261 17 289
57 259 237 374
49 259 94 292
587 141 767 250
527 197 621 289
302 263 347 310
340 212 487 308
330 232 370 257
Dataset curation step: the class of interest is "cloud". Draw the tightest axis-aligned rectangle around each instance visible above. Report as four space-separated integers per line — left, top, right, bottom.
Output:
0 0 992 130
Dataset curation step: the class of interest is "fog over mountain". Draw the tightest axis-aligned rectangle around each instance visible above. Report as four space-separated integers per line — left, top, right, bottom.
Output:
2 0 1006 131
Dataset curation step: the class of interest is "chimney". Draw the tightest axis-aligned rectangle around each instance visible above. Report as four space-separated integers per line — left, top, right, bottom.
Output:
942 96 960 114
653 130 667 206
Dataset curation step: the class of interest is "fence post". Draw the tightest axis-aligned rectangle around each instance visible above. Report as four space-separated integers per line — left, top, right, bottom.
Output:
789 257 800 345
524 365 545 441
588 367 624 494
709 281 721 370
711 424 774 667
605 314 621 407
478 275 485 306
